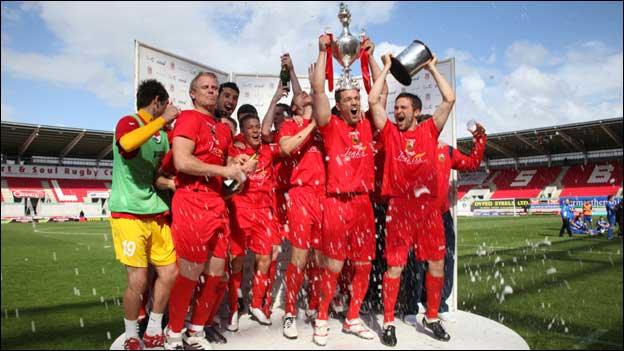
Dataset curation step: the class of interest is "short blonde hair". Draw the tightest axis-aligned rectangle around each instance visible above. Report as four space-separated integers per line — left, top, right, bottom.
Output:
189 71 219 101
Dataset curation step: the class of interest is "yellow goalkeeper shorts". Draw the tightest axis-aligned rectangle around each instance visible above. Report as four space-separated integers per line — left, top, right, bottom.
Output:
110 217 176 268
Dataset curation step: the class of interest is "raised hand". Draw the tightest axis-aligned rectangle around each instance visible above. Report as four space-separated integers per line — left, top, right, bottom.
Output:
319 34 331 52
162 104 180 123
381 53 393 68
281 53 293 71
425 55 438 72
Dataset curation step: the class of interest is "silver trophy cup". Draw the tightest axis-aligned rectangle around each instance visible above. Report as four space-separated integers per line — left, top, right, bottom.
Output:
390 40 433 86
331 3 361 90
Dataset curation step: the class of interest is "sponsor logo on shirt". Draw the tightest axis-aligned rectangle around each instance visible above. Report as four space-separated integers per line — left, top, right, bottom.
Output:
396 139 426 165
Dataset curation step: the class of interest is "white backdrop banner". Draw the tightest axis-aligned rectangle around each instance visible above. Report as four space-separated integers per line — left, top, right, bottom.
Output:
135 41 230 111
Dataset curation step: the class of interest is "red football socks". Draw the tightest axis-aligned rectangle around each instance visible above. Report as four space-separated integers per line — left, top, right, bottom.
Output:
317 269 340 321
190 275 222 328
346 263 371 321
251 271 269 309
206 278 227 325
383 273 401 324
263 259 278 316
306 265 322 311
167 274 197 333
284 263 305 315
228 271 243 315
425 273 444 320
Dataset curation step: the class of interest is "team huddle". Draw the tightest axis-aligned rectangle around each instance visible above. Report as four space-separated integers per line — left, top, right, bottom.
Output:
110 35 488 350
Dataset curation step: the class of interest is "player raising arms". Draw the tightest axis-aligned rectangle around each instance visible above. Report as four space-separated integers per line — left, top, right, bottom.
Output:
308 34 386 347
368 53 455 345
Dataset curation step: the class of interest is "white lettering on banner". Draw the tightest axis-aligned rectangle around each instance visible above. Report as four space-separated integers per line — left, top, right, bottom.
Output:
51 179 78 202
511 170 537 187
1 165 112 180
587 164 613 184
13 190 45 198
87 191 110 198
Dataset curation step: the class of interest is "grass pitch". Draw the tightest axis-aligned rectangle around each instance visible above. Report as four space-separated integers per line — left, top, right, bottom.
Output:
1 217 622 349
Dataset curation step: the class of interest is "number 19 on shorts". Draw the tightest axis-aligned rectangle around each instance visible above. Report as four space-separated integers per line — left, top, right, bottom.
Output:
122 240 136 257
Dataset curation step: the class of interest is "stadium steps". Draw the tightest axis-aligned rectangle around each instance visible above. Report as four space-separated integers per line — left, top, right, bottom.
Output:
1 179 14 203
554 166 569 188
40 180 58 203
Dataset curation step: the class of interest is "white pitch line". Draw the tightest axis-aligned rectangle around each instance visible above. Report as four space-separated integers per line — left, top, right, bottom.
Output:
458 244 621 256
33 229 108 236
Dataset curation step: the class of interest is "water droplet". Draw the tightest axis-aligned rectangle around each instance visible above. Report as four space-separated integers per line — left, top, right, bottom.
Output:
15 309 19 318
52 252 57 261
31 320 36 333
546 267 557 275
92 288 97 296
80 317 84 328
106 331 111 340
75 268 79 276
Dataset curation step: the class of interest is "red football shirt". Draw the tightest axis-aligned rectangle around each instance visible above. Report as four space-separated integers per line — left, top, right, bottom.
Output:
228 142 280 208
380 118 440 199
318 114 375 194
275 119 326 190
171 109 232 195
436 134 486 212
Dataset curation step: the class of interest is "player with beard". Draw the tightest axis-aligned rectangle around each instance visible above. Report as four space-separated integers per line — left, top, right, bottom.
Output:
216 82 240 121
368 53 455 345
309 34 386 347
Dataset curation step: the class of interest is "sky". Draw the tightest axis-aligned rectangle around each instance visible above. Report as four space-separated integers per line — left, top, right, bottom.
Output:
1 1 622 137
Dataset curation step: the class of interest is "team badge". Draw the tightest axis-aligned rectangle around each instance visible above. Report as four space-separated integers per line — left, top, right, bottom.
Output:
349 131 360 145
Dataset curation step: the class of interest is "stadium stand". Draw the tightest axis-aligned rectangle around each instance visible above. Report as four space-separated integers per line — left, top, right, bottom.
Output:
559 161 622 197
1 118 622 220
454 118 622 216
2 121 113 221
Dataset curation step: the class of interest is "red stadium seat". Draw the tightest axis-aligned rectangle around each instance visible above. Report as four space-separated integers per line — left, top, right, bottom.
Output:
4 177 110 203
490 167 561 199
560 161 622 197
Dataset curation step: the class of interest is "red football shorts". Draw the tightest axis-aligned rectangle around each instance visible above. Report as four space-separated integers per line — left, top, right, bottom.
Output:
385 196 445 266
171 190 230 263
321 193 375 262
230 206 279 257
286 186 325 250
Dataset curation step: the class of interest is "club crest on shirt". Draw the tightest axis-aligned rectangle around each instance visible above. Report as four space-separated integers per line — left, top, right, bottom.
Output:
349 130 367 151
405 139 415 154
152 133 162 143
438 152 446 162
397 139 426 165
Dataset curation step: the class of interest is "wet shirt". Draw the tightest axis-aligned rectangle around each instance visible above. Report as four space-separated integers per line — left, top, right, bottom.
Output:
275 118 326 190
380 118 440 200
171 109 232 196
228 142 281 208
318 114 375 194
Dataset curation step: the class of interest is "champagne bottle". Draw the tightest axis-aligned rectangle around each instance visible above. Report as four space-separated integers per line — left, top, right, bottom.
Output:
223 153 257 193
280 63 291 93
223 173 246 192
